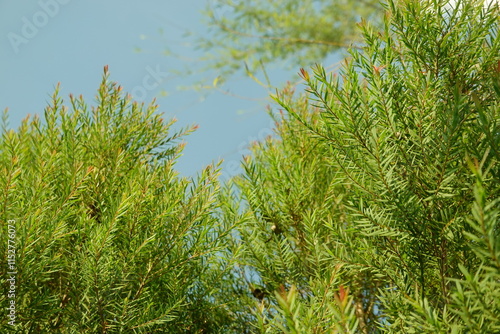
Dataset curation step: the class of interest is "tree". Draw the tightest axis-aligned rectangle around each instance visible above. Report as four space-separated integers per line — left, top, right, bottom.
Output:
226 0 500 332
199 0 383 79
0 67 243 333
161 0 383 95
1 0 498 332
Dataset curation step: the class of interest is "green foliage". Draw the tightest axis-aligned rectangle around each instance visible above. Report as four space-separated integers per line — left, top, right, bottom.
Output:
0 69 242 333
1 1 499 332
227 0 500 332
199 0 382 77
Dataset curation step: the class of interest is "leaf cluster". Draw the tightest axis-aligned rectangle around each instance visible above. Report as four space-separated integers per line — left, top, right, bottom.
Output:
0 70 242 333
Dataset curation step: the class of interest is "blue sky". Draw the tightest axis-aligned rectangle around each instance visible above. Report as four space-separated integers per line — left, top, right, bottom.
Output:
0 1 336 179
